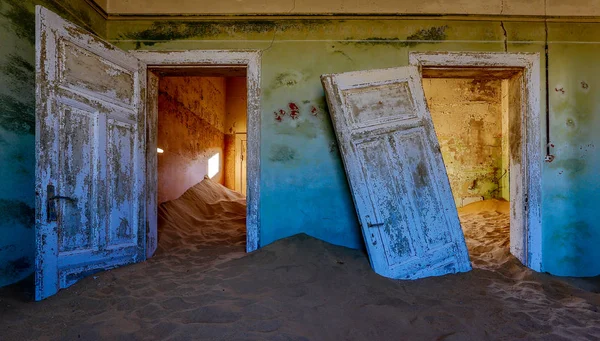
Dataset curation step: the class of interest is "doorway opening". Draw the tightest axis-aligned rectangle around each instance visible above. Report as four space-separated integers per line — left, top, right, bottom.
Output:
411 52 542 271
134 50 262 258
152 69 248 253
422 73 517 270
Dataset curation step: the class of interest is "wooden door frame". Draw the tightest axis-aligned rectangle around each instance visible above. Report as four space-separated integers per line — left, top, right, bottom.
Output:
409 52 542 272
131 50 262 254
234 133 248 195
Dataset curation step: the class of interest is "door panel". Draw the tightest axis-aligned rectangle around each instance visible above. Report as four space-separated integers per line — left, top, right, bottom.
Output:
57 107 96 253
35 6 147 300
107 119 136 247
321 67 471 279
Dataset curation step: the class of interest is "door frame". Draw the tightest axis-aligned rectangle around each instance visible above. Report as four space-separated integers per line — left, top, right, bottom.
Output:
131 50 262 254
409 52 542 272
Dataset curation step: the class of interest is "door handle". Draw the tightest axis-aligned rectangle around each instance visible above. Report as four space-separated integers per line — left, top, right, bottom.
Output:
365 215 384 228
47 184 76 222
48 196 76 202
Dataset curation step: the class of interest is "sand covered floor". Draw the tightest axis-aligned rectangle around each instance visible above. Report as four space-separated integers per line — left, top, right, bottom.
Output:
1 200 599 340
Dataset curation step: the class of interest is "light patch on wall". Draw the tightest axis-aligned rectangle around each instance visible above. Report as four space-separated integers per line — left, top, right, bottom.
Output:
208 153 220 178
157 147 164 154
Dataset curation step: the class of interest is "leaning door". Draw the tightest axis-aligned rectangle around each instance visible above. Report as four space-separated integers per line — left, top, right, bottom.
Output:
35 6 147 300
321 67 471 279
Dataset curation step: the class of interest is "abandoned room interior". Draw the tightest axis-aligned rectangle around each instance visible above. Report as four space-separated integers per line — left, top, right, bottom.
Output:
422 68 524 270
153 68 249 253
0 0 598 340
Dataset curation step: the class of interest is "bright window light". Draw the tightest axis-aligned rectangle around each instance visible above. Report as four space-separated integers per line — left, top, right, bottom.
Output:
157 147 164 154
208 153 220 179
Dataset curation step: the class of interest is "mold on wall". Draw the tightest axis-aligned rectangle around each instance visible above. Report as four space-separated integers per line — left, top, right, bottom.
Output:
0 0 105 287
157 76 227 203
423 78 505 207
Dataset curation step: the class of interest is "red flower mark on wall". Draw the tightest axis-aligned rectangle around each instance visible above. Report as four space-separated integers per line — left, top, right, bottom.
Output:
274 109 286 122
310 106 319 116
289 102 299 119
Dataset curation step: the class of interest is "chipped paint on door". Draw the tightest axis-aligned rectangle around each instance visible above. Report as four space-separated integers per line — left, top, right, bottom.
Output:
321 66 471 279
35 6 147 300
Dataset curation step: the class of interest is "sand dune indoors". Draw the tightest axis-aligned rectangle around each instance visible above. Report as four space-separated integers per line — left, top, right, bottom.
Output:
1 200 598 340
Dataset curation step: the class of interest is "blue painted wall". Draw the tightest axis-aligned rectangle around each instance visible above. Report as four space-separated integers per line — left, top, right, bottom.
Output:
0 7 598 287
0 0 104 287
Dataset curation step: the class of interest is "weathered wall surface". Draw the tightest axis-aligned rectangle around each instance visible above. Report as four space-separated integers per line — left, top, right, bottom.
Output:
224 77 247 190
0 0 104 287
423 78 504 208
2 7 600 287
106 18 600 277
158 76 227 203
104 0 600 17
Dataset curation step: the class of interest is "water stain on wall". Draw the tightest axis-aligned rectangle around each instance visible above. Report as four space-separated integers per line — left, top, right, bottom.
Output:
550 220 592 267
553 158 587 178
0 0 36 44
271 71 305 88
0 256 31 279
402 25 449 46
0 199 35 228
269 144 297 162
342 25 449 48
120 20 334 49
0 94 35 134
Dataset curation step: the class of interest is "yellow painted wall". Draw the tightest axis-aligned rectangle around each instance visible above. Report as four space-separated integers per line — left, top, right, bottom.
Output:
423 78 505 207
94 0 107 12
102 0 600 16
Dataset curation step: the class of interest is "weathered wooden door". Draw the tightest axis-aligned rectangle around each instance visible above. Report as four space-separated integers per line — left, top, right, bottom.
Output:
35 6 147 300
321 67 471 279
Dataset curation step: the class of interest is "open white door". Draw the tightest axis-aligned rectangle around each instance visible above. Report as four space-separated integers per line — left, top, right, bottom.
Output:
321 67 471 279
35 6 147 300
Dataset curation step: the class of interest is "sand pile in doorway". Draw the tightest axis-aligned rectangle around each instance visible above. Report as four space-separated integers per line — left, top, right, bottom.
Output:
458 199 513 272
157 177 246 252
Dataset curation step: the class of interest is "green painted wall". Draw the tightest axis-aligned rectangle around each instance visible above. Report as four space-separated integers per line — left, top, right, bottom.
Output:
0 0 104 287
1 9 598 287
109 20 531 254
108 18 599 277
